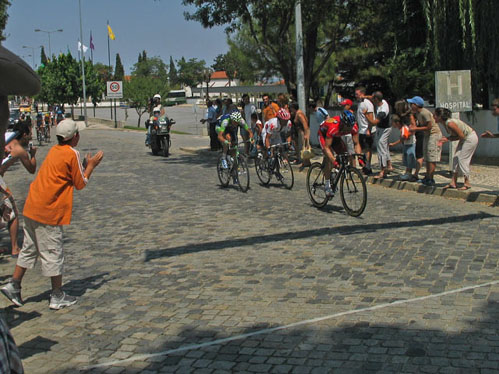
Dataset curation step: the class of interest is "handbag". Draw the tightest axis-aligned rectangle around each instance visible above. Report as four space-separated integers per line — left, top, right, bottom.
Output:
300 142 315 161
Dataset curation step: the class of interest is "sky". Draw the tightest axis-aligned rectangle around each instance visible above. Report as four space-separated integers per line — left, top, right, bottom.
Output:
4 0 229 74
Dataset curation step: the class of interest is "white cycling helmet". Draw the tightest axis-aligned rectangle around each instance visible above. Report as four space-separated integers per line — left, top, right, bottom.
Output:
230 110 242 122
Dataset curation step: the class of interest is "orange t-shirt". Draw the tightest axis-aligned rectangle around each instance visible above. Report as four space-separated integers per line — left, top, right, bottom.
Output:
262 102 279 122
23 144 88 225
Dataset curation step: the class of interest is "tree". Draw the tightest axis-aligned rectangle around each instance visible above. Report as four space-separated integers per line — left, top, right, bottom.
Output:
132 55 167 79
177 57 206 90
114 53 125 80
93 62 113 83
0 0 10 41
123 76 167 127
82 61 105 116
169 56 178 86
211 52 237 86
40 46 48 67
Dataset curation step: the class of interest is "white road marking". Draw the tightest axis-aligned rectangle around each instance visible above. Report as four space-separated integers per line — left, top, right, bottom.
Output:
82 280 499 370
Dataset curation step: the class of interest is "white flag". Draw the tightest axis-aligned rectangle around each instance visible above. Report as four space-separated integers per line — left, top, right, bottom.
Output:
78 41 88 54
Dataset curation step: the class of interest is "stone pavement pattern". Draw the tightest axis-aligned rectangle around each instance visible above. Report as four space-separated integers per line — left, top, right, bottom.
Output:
0 126 497 373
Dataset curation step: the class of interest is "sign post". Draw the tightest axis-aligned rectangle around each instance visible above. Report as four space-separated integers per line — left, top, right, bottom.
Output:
106 81 123 128
435 70 472 171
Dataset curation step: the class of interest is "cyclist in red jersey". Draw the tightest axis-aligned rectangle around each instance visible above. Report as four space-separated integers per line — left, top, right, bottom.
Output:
318 111 358 196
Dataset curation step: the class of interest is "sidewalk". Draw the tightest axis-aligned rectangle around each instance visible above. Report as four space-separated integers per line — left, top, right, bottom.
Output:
178 141 499 206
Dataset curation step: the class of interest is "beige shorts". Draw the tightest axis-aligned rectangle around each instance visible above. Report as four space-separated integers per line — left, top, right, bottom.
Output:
17 216 64 277
423 133 442 163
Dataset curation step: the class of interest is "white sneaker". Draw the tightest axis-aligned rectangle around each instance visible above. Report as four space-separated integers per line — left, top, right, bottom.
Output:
49 292 78 310
324 185 334 197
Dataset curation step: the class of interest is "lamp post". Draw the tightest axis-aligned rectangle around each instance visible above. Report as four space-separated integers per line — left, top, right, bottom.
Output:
34 28 63 58
22 45 36 68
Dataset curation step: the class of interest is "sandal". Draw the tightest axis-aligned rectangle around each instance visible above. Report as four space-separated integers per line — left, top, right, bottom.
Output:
373 174 385 180
443 184 457 190
458 185 471 191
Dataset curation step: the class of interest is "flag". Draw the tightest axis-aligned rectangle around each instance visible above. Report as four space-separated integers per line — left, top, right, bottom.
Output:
78 41 88 53
107 24 115 40
90 32 95 50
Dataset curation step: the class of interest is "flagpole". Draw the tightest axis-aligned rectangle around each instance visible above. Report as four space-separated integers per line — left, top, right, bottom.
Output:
90 30 93 63
107 20 113 120
79 0 88 127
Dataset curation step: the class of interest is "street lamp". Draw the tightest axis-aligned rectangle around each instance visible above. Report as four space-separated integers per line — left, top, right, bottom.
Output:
22 45 36 68
34 28 63 57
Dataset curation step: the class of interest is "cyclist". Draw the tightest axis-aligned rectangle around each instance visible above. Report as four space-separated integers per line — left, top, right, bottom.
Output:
261 108 292 155
318 110 358 196
216 110 253 169
35 111 44 140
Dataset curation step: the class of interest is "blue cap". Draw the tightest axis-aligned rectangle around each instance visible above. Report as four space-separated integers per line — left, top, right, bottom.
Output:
407 96 424 107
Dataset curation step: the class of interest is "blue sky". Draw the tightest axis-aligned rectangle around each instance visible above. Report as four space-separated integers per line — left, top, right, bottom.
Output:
4 0 229 74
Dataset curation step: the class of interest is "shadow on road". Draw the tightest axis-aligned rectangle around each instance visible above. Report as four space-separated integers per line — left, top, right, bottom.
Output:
144 212 496 261
71 295 499 373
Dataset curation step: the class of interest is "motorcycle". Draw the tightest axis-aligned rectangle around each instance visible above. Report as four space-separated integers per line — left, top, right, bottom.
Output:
145 115 175 157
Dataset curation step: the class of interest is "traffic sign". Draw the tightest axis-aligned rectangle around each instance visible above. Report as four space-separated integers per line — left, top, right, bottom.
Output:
106 81 123 99
435 70 472 112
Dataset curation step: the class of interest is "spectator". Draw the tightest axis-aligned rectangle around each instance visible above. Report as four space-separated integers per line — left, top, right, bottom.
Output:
481 98 499 138
250 112 263 153
1 119 104 310
435 107 478 190
277 93 289 109
355 86 375 175
389 114 417 181
310 99 329 124
214 98 223 118
200 100 219 151
394 99 423 180
222 98 238 115
262 94 279 122
368 91 393 179
242 94 256 155
340 98 361 167
289 102 310 167
408 96 442 186
0 121 38 257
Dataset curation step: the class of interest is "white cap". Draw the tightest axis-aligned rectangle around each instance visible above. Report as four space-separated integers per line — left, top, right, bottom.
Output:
56 119 78 141
153 94 161 100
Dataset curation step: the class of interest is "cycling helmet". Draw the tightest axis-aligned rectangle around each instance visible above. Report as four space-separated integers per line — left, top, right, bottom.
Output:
230 110 242 122
276 108 291 120
340 110 356 131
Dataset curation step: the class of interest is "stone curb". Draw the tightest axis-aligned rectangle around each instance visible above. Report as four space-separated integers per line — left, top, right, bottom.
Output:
179 146 498 207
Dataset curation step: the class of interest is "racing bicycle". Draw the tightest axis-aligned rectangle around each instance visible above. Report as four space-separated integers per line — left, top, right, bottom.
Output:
306 153 367 217
254 142 294 189
217 141 250 192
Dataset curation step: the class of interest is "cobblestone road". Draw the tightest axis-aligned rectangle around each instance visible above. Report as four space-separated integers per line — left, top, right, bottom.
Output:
0 128 498 374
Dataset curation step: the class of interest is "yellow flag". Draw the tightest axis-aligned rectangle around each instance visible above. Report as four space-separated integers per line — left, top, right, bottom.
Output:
107 25 115 40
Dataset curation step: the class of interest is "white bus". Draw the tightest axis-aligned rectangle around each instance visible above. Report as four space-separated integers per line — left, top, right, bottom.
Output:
166 90 187 106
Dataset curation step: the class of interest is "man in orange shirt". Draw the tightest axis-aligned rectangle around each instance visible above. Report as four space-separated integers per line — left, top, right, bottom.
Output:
262 94 280 122
1 119 103 310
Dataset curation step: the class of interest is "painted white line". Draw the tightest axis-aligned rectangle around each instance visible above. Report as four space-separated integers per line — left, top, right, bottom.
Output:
82 280 499 370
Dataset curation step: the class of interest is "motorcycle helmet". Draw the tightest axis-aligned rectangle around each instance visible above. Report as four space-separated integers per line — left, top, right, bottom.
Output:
153 94 161 100
276 108 291 120
153 105 161 113
230 111 242 122
340 110 356 131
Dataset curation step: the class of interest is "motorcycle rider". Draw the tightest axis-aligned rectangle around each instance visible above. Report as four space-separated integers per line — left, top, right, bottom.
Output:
146 94 165 146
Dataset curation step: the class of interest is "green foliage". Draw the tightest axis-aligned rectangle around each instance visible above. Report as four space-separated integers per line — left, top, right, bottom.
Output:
82 61 105 106
114 53 125 80
93 62 113 83
211 52 237 85
131 54 167 80
0 0 10 41
177 57 206 88
40 46 48 67
36 52 80 107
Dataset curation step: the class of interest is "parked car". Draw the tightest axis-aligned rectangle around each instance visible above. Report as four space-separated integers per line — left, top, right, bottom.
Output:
8 108 20 130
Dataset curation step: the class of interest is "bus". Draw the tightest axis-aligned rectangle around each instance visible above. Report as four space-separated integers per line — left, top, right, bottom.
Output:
165 90 187 106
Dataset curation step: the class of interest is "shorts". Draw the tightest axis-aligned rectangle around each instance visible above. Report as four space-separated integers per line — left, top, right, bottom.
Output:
358 134 374 151
319 135 347 155
17 216 64 277
342 134 355 155
415 131 424 159
423 133 442 163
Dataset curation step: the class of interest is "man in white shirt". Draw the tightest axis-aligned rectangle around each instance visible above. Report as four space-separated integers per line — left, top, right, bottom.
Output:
355 86 375 174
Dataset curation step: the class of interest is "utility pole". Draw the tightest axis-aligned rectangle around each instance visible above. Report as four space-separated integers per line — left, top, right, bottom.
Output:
295 0 306 112
79 0 88 127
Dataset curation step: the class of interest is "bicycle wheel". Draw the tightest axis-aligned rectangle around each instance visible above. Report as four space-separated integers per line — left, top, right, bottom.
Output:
340 166 367 217
236 155 250 192
306 162 329 208
276 155 294 189
254 153 271 185
217 154 230 187
37 129 43 146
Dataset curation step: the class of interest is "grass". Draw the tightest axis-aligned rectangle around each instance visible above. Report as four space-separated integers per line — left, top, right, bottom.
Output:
123 125 192 135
